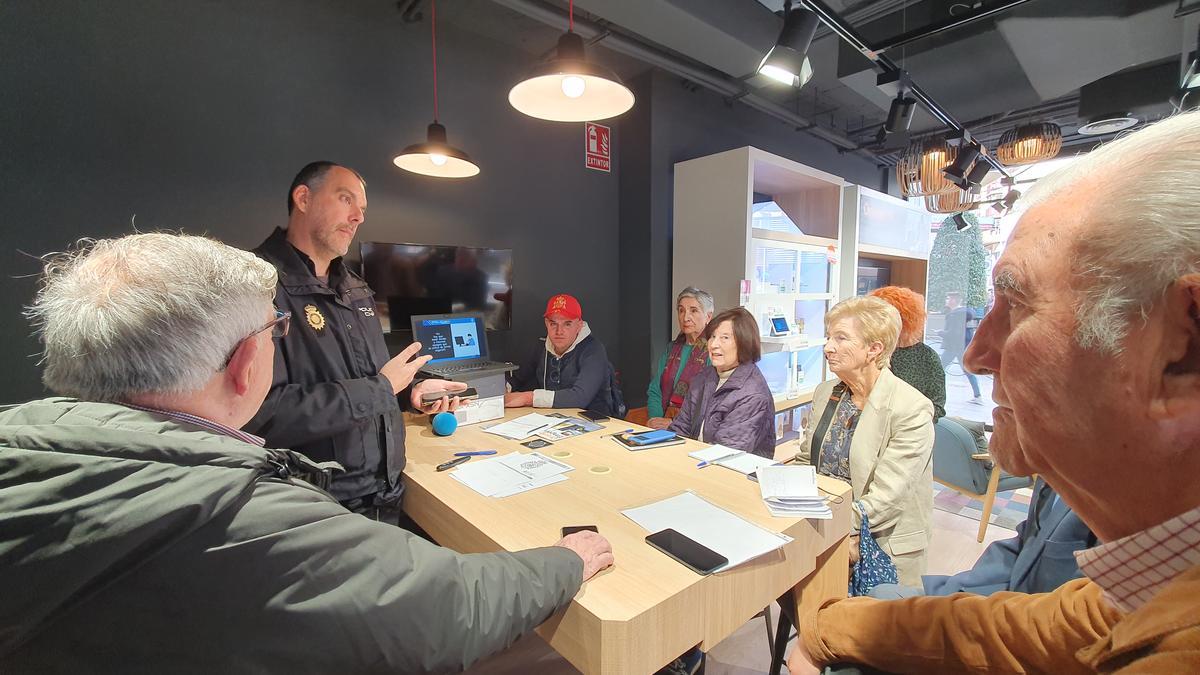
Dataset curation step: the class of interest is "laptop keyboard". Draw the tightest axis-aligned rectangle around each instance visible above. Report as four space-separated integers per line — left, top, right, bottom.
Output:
431 362 506 374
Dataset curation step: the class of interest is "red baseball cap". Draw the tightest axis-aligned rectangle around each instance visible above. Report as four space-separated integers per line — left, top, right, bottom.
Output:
544 293 582 320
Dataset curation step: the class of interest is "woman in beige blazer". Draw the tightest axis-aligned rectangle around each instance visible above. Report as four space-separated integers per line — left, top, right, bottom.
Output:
789 296 935 587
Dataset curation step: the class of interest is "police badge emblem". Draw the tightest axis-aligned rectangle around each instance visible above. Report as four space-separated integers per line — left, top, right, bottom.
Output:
304 304 326 332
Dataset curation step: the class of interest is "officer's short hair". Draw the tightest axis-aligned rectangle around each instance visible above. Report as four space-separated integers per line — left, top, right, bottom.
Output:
287 161 366 215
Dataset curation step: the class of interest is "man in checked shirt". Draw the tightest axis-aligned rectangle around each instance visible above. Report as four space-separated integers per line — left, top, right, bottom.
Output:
789 110 1200 674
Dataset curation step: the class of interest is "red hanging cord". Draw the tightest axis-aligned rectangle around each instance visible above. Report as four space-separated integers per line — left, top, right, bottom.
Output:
569 0 574 32
431 0 439 122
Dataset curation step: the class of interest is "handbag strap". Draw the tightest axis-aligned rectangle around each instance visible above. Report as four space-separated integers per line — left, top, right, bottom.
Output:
854 499 870 536
809 382 850 467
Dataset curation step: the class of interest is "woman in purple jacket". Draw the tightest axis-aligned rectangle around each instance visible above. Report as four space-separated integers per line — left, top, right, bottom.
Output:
669 307 776 457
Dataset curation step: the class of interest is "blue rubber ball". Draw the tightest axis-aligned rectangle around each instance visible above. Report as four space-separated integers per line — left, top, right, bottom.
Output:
432 412 458 436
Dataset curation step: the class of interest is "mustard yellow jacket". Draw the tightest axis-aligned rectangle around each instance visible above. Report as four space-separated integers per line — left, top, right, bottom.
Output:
802 564 1200 673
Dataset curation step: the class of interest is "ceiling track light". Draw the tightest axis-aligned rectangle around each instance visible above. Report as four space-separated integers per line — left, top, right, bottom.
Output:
508 0 635 122
1002 188 1022 209
951 213 973 232
942 142 981 189
394 0 479 178
884 95 917 134
964 157 991 186
758 1 819 88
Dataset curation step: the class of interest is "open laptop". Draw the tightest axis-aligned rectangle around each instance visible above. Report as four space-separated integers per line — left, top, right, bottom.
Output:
410 312 515 378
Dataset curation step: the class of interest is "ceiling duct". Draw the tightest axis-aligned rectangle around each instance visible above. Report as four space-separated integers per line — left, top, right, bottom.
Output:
1077 58 1179 131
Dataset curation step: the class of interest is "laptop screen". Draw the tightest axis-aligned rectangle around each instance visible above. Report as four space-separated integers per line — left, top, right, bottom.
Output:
411 314 487 363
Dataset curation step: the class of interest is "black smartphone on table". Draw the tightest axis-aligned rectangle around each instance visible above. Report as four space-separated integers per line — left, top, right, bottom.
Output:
645 529 727 575
579 409 609 422
562 525 599 537
420 387 479 404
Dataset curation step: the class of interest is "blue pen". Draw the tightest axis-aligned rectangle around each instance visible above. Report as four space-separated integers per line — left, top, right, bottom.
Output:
453 450 498 457
606 428 635 437
696 461 711 468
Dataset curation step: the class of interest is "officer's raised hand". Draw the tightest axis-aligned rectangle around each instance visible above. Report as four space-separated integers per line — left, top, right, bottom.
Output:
379 342 432 395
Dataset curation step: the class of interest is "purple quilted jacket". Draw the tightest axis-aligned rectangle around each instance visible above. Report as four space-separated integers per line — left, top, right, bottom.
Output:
668 363 777 457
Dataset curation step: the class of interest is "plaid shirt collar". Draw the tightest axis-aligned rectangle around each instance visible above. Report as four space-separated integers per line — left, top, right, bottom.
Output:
122 403 265 447
1075 504 1200 613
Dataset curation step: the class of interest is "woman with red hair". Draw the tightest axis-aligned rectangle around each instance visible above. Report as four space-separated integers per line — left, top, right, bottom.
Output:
869 286 946 420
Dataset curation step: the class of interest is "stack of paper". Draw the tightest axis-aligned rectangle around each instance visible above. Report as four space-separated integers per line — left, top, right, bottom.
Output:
756 465 832 519
482 413 563 440
622 491 792 572
450 452 573 498
688 444 778 475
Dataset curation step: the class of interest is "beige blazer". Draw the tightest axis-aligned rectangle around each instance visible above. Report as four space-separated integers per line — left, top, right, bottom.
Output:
796 368 935 587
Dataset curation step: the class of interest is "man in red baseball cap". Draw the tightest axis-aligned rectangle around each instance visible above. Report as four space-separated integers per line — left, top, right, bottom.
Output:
505 294 624 417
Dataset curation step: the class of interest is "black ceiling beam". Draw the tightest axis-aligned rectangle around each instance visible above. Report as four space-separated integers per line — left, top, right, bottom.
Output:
872 0 1036 54
799 0 1012 179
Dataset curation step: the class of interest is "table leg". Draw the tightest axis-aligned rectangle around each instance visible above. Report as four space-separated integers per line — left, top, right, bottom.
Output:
769 590 797 675
770 536 851 675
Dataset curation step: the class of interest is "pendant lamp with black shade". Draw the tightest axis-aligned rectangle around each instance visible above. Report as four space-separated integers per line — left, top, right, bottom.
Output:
508 0 635 122
394 0 480 178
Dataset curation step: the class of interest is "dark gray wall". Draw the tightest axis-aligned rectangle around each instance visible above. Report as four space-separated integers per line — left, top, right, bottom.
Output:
2 1 888 410
0 0 622 404
617 70 887 409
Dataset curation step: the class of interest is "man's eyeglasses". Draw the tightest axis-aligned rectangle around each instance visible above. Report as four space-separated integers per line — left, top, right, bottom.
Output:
222 310 291 369
252 310 291 340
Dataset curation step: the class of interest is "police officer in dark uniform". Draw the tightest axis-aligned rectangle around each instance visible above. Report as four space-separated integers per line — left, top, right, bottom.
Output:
246 161 466 518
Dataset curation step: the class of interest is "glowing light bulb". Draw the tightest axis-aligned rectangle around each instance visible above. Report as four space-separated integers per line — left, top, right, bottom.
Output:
758 64 796 86
561 75 586 98
429 153 447 166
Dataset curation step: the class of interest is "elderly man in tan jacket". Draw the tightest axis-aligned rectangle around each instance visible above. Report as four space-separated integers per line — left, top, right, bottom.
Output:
788 111 1200 674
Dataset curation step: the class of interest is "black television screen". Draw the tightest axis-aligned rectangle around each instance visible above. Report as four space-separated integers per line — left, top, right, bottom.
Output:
360 242 512 332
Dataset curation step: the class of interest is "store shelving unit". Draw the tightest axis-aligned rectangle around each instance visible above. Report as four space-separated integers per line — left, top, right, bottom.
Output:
672 148 846 441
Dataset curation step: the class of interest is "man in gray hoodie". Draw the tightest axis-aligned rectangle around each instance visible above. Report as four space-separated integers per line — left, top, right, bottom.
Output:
0 233 613 673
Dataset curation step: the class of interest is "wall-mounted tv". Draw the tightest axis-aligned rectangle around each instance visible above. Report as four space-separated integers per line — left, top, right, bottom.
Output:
360 242 512 332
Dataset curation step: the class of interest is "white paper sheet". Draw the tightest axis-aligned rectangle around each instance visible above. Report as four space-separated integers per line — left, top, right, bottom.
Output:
495 452 574 481
482 413 563 440
687 444 742 463
757 465 832 519
621 491 792 571
758 465 819 499
450 456 532 496
716 453 777 475
491 474 568 498
450 451 573 498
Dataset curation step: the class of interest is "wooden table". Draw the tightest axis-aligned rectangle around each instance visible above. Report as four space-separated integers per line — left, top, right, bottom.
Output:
402 409 851 675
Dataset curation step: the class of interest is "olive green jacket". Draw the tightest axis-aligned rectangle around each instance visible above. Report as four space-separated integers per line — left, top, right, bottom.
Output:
0 398 582 673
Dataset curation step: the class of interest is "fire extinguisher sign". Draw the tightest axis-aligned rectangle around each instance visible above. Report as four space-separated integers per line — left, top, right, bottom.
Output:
585 122 611 173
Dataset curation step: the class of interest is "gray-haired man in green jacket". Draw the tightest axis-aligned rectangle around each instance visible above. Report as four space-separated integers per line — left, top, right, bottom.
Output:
0 232 613 673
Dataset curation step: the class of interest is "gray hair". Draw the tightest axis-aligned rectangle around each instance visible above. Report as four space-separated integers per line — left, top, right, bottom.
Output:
676 286 715 315
27 233 279 401
1023 109 1200 353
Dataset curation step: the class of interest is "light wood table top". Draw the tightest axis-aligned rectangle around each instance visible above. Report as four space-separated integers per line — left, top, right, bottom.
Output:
402 408 852 675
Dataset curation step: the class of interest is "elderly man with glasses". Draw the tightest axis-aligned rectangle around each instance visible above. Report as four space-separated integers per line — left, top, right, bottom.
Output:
0 232 613 672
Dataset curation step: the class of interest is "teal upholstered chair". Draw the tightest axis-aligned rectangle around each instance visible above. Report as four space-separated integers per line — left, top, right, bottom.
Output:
932 417 1034 542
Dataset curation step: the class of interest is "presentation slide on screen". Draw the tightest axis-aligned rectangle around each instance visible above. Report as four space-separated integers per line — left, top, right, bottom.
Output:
417 318 482 361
